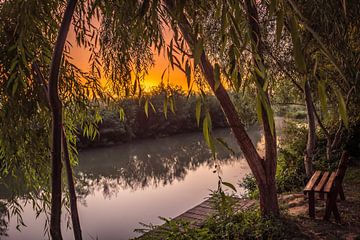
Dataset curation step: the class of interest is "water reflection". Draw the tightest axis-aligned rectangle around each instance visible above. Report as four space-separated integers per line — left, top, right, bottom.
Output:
1 126 262 239
0 202 8 237
75 126 261 200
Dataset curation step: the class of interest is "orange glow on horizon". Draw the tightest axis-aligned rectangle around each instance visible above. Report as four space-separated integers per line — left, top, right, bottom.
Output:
68 27 188 93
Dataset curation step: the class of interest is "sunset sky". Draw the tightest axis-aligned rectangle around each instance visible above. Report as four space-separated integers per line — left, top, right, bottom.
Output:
67 27 188 91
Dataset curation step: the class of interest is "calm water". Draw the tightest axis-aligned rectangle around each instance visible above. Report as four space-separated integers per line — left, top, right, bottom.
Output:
1 124 268 240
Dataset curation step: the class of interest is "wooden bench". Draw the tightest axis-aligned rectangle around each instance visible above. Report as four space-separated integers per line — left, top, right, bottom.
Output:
303 151 349 222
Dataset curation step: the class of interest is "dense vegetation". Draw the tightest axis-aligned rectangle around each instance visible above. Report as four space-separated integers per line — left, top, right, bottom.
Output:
80 84 256 147
0 0 359 239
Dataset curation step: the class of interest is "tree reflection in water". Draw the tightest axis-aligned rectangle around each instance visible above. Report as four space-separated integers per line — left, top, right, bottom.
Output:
0 202 8 237
0 126 262 238
75 127 261 200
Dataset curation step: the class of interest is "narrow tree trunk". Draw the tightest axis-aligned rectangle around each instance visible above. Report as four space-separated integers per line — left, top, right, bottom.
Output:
164 0 279 216
48 0 78 239
49 106 63 240
304 80 315 177
32 62 83 240
62 130 82 240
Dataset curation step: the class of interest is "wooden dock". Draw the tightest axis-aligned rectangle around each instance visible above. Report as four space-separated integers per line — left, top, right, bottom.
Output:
137 197 255 239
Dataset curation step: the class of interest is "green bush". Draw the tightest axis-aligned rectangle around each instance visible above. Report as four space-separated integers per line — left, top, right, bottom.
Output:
240 120 308 195
276 121 308 193
239 174 258 199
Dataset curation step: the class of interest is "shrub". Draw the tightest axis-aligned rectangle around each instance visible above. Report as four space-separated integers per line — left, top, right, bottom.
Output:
136 190 290 240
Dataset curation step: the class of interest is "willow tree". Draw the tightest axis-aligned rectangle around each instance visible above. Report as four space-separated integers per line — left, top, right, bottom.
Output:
267 0 359 171
1 0 104 239
285 0 360 162
90 0 279 215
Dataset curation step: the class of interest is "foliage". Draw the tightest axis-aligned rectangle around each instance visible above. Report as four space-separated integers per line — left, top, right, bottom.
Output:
239 174 259 199
0 201 8 237
79 84 257 148
137 190 289 240
276 121 308 193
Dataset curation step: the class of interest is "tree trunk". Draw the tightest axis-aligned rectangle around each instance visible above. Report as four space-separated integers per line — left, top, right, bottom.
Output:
49 107 63 240
48 0 78 239
258 182 279 216
244 0 279 216
62 129 82 240
304 80 315 177
33 62 83 240
164 0 279 216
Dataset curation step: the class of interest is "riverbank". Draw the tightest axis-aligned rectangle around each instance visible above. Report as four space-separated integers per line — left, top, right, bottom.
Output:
137 165 360 239
77 88 258 149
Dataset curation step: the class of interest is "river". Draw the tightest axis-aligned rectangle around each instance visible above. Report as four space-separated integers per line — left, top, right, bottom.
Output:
1 122 271 239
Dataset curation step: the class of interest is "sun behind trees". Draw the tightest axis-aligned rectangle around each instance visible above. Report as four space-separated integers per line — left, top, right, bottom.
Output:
0 0 359 239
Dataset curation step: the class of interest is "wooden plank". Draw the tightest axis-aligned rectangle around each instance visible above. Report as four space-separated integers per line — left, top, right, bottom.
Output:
304 171 322 192
324 172 337 193
177 212 206 221
187 207 214 217
138 198 255 239
314 171 330 192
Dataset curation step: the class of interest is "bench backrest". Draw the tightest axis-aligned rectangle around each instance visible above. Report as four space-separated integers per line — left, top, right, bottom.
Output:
335 151 349 185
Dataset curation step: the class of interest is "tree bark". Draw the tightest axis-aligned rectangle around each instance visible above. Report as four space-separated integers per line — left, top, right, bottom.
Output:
244 0 279 216
48 0 78 239
164 0 279 216
304 80 315 177
33 63 83 240
62 130 82 240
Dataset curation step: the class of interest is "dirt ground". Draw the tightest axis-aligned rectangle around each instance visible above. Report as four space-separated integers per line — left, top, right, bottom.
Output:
279 167 360 240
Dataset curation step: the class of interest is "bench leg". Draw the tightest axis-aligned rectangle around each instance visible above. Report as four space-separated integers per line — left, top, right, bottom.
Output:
324 192 332 220
332 201 341 223
308 191 315 218
324 192 340 222
339 185 345 201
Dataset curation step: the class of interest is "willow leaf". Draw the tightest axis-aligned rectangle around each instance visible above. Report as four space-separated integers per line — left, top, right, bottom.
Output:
214 63 221 90
196 97 202 126
317 80 327 117
334 88 349 129
289 16 306 72
222 181 237 192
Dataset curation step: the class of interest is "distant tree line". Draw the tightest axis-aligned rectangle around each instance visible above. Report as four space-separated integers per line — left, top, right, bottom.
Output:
79 84 257 148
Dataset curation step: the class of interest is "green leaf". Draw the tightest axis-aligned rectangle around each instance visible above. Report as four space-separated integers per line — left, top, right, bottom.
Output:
169 95 175 114
289 16 306 72
317 80 327 117
256 95 263 124
144 99 149 118
222 181 237 192
119 108 125 122
334 88 348 129
203 115 210 146
193 40 203 67
202 112 215 153
163 96 168 119
149 101 156 113
195 97 202 126
214 63 221 90
216 137 235 154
